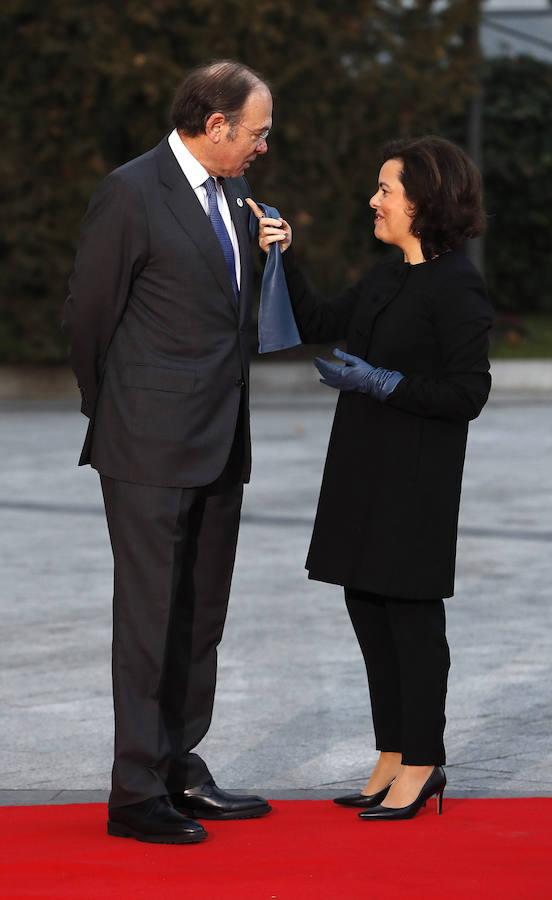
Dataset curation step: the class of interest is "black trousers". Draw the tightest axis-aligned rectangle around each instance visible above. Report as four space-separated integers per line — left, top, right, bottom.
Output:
100 430 244 809
344 589 450 766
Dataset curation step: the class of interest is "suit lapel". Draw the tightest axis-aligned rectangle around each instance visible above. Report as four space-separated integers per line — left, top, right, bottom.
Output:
221 178 252 328
156 139 237 311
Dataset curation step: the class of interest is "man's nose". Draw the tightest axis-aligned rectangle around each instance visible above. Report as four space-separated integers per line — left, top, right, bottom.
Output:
256 140 269 155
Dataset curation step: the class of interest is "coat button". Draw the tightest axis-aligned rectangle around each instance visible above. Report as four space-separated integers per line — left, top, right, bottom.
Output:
235 378 245 387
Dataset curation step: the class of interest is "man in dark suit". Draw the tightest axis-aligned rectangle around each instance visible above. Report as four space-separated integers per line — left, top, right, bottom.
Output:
63 60 273 844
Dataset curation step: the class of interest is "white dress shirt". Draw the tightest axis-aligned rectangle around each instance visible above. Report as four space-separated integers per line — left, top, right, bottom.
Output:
167 129 241 289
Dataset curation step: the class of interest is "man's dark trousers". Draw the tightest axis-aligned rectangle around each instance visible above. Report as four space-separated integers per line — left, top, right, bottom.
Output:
101 427 244 809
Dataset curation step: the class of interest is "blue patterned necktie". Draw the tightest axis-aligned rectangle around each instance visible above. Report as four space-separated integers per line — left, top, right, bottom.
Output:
203 177 239 302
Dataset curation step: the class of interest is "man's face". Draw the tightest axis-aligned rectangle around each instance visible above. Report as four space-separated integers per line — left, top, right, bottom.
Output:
214 88 272 178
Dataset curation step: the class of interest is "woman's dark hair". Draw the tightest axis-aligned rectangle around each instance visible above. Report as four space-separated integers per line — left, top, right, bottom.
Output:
382 136 486 259
171 60 269 136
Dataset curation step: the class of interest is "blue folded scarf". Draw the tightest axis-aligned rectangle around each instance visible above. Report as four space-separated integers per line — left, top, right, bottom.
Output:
249 203 302 354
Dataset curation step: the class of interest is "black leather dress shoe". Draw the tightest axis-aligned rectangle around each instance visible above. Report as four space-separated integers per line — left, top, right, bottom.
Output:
107 795 207 843
170 779 271 820
333 782 393 808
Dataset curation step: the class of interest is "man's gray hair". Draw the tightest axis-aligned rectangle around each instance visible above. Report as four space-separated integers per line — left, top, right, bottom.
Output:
171 60 270 136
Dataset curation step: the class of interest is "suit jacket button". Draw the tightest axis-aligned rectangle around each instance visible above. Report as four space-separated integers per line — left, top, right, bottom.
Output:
235 378 245 387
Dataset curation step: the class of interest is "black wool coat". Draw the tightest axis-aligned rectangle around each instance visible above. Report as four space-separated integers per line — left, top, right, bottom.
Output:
282 248 493 599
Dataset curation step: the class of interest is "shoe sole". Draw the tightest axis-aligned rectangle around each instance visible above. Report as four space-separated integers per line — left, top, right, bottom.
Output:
177 804 272 821
333 799 381 808
107 821 207 843
359 800 429 821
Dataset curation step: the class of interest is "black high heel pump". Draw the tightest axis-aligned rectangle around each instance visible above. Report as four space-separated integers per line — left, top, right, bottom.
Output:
358 766 446 821
333 781 393 809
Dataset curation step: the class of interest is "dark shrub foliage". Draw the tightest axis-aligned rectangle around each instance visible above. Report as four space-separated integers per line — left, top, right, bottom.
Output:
2 2 547 362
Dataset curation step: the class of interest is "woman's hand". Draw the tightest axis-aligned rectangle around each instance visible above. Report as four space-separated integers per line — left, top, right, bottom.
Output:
245 198 293 254
314 349 404 401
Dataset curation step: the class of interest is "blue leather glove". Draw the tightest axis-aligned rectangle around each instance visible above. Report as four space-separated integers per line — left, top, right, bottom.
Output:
314 348 404 401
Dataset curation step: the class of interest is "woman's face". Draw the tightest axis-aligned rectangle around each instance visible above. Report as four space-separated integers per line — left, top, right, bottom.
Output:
369 158 416 249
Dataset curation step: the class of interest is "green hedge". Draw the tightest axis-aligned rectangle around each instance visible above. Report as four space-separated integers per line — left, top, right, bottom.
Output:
1 2 550 362
482 56 552 314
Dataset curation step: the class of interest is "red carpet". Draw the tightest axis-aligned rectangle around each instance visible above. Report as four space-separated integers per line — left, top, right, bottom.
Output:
1 799 551 899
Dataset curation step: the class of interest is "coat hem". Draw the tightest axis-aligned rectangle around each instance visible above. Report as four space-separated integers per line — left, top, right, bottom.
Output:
306 568 454 601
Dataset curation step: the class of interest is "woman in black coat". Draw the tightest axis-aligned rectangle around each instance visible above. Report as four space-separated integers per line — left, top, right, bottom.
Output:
249 135 493 821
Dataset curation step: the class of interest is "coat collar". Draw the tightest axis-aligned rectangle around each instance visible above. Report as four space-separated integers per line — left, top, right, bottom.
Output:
354 258 411 336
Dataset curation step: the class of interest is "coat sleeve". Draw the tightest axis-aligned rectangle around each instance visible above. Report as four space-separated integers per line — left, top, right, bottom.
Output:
282 247 372 343
386 270 493 422
62 173 149 416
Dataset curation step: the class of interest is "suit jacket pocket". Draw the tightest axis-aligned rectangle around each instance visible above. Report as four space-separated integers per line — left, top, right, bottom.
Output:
122 364 196 393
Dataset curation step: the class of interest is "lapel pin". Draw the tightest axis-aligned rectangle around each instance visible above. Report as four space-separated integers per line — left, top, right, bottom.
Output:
236 197 244 207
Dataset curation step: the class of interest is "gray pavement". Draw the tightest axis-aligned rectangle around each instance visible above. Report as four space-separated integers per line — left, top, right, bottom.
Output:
1 366 552 804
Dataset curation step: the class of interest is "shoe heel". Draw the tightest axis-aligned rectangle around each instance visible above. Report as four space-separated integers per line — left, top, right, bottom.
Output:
436 790 444 816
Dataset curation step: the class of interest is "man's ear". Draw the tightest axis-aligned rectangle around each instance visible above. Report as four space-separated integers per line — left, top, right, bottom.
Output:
205 112 226 144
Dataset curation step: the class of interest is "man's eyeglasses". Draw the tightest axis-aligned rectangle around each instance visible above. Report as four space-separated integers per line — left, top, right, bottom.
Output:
237 123 270 145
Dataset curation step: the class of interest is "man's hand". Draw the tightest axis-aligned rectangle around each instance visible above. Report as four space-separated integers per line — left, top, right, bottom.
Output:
245 198 293 254
314 348 404 401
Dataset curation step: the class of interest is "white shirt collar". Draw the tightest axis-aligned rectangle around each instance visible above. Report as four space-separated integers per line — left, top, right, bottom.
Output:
167 128 213 191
